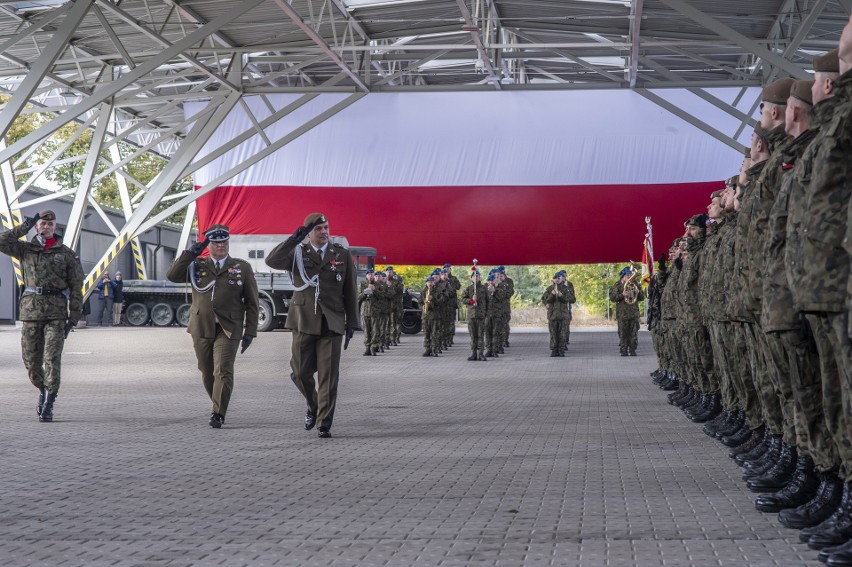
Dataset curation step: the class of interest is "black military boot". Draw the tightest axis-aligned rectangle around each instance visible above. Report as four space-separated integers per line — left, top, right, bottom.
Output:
713 410 745 439
807 483 852 550
36 387 46 418
778 472 844 529
703 408 732 437
39 393 56 422
620 347 627 356
678 388 702 411
550 350 558 357
371 346 379 355
422 348 432 357
755 455 820 513
467 351 477 361
730 426 766 459
477 350 487 361
661 377 679 391
667 383 690 405
742 435 783 478
685 392 712 420
822 539 852 566
363 347 372 356
747 443 797 492
628 347 636 356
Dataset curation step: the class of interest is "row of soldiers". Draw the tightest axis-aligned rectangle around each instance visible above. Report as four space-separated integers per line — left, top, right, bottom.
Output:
358 266 404 355
647 24 852 566
426 265 515 360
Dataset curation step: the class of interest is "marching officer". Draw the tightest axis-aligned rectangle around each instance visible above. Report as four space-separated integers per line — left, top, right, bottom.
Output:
166 224 259 429
0 210 83 422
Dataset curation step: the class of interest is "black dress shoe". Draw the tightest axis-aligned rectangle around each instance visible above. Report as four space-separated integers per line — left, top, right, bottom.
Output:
318 428 331 438
304 409 316 430
209 413 223 428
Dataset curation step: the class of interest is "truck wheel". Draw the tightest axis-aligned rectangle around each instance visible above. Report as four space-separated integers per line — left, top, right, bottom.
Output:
176 303 191 327
257 299 275 333
126 302 149 326
151 303 174 326
401 312 422 334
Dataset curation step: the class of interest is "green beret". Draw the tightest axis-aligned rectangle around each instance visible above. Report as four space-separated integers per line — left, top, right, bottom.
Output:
813 49 840 73
303 212 327 227
762 77 795 105
790 79 814 105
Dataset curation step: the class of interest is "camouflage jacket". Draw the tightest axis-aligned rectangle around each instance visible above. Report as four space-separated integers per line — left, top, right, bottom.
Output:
646 270 667 330
716 212 739 322
487 281 510 318
421 283 447 321
660 263 682 321
358 279 380 317
676 235 707 325
733 160 768 323
700 221 723 322
762 127 821 331
461 282 489 319
742 124 793 314
0 224 84 322
541 283 570 321
609 280 644 321
786 96 842 312
790 72 852 313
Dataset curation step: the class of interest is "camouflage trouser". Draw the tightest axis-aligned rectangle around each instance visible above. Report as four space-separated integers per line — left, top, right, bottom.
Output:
468 318 486 351
362 316 377 348
394 308 403 341
731 322 763 429
548 318 565 352
21 320 66 395
422 316 440 350
684 324 718 393
806 313 851 480
761 330 798 445
663 320 688 383
617 318 639 350
743 321 785 436
650 327 664 369
376 314 389 346
485 315 503 353
708 321 737 409
565 314 572 345
777 326 838 473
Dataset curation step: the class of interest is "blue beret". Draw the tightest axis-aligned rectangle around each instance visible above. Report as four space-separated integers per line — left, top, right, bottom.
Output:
553 273 561 279
432 268 441 275
440 269 448 274
385 266 394 271
366 269 374 274
443 263 451 268
426 276 435 282
471 270 480 278
619 267 633 277
486 274 495 281
498 265 505 271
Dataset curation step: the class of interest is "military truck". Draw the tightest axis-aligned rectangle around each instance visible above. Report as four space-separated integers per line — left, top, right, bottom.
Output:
121 235 376 332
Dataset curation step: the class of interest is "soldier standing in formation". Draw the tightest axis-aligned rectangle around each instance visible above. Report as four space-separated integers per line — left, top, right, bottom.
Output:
560 271 577 346
460 268 489 361
166 224 259 429
385 266 404 346
650 21 852 564
542 272 570 357
0 210 83 422
609 265 645 356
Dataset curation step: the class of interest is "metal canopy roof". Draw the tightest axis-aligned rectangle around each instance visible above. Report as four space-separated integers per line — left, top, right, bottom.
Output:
0 0 848 295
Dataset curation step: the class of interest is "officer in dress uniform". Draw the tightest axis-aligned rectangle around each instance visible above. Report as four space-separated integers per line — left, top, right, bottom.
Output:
265 213 360 439
0 209 83 422
166 224 259 429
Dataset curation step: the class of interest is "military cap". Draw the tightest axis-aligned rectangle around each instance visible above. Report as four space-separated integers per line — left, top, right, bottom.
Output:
813 49 840 73
440 269 448 274
38 209 56 221
498 265 506 272
426 276 435 283
385 266 394 271
374 271 386 278
204 224 230 242
303 212 327 227
753 123 769 142
366 269 374 274
432 268 441 275
711 190 723 199
486 274 495 281
553 272 561 279
443 263 451 268
619 267 633 278
115 271 122 276
790 79 814 105
762 77 795 105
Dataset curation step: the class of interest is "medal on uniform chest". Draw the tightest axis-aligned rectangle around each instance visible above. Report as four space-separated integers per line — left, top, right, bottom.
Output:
330 257 342 281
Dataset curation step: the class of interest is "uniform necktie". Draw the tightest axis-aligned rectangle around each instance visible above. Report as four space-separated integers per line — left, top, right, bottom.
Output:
216 260 222 272
316 248 323 260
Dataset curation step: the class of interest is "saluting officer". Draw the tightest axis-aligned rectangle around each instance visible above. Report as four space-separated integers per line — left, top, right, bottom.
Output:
0 210 83 422
166 224 259 429
265 213 360 439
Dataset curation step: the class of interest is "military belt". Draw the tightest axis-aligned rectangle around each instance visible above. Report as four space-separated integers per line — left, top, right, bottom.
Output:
23 286 68 297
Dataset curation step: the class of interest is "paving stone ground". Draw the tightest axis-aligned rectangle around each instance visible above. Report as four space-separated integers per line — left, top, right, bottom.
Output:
0 325 823 567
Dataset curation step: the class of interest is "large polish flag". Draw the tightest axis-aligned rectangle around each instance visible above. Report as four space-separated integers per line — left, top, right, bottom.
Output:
187 89 749 265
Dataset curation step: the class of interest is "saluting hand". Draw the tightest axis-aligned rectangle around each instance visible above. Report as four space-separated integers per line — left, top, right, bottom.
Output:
23 212 41 231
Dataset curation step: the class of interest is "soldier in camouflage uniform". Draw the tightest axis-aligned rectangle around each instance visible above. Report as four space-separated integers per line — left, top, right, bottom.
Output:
780 37 852 540
542 272 570 357
372 270 391 352
461 269 489 361
421 275 446 356
500 267 515 349
664 239 693 406
444 264 461 346
358 270 379 355
557 271 577 347
484 272 508 357
648 254 668 384
0 210 84 422
385 267 404 345
609 265 645 356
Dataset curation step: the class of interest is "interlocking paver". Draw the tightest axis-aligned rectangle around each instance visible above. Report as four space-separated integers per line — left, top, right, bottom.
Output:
0 326 823 566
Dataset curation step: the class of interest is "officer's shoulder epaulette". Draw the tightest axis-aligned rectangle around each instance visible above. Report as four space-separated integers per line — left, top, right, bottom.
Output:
333 242 344 249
